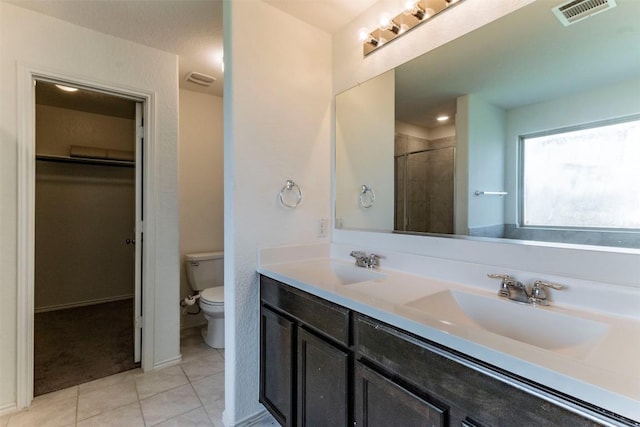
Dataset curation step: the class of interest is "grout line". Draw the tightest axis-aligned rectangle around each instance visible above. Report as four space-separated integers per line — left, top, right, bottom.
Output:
74 385 80 427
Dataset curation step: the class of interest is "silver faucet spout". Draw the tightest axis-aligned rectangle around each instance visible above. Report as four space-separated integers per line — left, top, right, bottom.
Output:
350 251 383 269
488 274 565 306
506 281 531 304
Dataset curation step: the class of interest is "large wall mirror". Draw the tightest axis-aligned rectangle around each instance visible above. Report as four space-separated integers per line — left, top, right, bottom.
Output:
335 0 640 249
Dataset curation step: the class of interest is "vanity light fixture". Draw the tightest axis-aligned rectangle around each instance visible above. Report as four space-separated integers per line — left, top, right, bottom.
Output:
437 115 449 122
403 2 426 20
365 35 380 47
362 0 465 56
381 19 401 34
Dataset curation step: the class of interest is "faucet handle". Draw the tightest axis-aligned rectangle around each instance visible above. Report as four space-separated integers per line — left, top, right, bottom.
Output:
487 273 512 281
530 280 565 305
350 251 366 258
532 280 565 290
367 253 384 268
488 273 514 298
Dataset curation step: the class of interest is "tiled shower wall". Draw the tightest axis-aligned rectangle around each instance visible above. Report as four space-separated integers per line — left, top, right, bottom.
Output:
395 133 455 233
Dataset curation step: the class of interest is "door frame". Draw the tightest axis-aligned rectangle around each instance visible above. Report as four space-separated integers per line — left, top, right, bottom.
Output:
16 64 155 408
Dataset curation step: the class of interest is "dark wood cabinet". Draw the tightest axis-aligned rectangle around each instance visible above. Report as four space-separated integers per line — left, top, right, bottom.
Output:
260 275 630 427
260 305 295 427
297 327 349 426
354 314 605 427
354 361 446 427
260 276 351 427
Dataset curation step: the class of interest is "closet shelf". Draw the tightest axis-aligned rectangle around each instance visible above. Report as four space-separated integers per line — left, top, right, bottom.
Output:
36 154 134 168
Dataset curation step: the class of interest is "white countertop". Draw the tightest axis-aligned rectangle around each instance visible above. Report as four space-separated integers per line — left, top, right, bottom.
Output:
257 247 640 424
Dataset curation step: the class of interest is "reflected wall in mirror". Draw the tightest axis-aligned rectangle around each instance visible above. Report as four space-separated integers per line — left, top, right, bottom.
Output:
335 0 640 248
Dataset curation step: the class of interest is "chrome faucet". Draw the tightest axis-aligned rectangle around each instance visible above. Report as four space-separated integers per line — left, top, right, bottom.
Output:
488 274 565 306
350 251 382 269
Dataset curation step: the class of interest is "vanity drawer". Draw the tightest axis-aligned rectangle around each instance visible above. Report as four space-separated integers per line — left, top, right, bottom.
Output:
260 275 350 346
354 314 604 427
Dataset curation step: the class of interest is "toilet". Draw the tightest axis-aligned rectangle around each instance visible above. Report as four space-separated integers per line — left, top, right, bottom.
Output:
185 251 224 348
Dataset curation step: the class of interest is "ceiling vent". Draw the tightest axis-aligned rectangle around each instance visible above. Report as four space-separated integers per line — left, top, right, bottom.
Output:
185 71 216 86
552 0 617 26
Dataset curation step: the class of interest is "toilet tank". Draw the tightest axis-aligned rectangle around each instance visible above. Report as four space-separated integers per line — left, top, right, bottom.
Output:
185 251 224 291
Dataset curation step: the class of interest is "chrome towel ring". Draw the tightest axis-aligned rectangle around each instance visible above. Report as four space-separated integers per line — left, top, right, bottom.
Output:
279 179 302 208
359 185 375 208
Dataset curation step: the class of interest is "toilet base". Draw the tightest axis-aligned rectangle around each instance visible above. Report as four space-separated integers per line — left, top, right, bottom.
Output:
201 317 224 349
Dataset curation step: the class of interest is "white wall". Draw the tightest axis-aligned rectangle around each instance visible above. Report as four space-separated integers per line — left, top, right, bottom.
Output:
335 70 394 230
179 89 224 329
465 94 506 231
0 3 180 411
223 1 332 424
36 104 135 156
332 0 639 289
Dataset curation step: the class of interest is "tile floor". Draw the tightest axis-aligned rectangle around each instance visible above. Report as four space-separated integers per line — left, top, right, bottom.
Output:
1 329 278 427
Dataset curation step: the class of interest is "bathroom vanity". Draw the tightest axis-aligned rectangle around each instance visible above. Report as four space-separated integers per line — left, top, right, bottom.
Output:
257 246 640 427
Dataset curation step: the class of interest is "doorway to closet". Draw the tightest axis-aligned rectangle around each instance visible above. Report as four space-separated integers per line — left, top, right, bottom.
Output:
33 80 143 396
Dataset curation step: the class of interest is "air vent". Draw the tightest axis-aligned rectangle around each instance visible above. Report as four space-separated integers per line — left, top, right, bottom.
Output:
552 0 617 26
185 71 216 86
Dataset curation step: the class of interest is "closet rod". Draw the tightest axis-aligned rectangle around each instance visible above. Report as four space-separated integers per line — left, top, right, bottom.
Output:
36 154 134 168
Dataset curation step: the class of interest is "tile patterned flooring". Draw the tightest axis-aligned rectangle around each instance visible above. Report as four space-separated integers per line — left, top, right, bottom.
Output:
1 330 278 427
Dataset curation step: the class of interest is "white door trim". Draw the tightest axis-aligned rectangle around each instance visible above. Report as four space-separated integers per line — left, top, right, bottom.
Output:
16 63 157 409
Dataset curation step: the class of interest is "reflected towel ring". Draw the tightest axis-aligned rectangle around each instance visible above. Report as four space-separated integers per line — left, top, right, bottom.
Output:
359 185 375 208
279 179 302 208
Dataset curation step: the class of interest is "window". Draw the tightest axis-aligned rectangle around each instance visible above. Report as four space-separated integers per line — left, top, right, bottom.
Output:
521 117 640 230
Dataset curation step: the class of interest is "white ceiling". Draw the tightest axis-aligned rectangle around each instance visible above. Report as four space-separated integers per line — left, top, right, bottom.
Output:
394 0 640 129
264 0 378 33
6 0 378 98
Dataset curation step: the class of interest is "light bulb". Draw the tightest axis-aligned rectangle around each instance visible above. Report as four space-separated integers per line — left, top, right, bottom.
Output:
379 13 391 29
55 84 78 92
358 28 369 42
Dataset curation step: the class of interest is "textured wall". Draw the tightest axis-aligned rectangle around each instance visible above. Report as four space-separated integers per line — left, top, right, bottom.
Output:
179 89 224 330
0 3 179 411
223 1 332 424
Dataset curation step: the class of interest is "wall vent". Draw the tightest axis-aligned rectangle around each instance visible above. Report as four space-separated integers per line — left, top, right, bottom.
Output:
185 71 216 86
552 0 617 26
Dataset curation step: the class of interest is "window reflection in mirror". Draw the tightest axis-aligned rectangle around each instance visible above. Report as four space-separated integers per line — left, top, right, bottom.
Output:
514 117 640 247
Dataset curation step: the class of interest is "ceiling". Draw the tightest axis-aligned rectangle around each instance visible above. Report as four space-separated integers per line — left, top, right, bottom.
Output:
393 0 640 129
6 0 378 98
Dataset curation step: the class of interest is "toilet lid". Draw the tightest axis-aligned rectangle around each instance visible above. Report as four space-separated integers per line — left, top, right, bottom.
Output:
201 286 224 304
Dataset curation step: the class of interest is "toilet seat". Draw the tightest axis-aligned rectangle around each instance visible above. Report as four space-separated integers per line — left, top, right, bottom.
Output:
200 286 224 305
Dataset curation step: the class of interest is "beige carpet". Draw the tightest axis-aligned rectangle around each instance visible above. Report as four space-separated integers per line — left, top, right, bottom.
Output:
34 299 139 396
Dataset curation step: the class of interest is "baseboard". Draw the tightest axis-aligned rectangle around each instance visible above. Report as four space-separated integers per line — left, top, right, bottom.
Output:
223 407 273 427
34 294 134 313
152 355 182 371
0 402 18 417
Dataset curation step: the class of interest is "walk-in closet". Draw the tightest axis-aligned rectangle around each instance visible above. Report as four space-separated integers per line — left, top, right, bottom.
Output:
34 80 139 395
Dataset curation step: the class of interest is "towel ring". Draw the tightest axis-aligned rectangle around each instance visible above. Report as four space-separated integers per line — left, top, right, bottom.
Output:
359 185 375 209
279 179 302 208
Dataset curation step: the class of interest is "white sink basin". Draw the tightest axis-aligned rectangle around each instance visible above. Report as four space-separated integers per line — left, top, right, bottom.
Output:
405 290 608 359
328 262 386 285
276 260 387 287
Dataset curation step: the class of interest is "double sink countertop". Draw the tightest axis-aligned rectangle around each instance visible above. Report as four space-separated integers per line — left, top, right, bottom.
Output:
257 245 640 424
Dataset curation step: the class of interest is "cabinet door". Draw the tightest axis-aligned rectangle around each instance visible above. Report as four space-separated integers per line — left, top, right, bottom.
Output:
297 328 349 427
354 362 446 427
260 305 295 427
